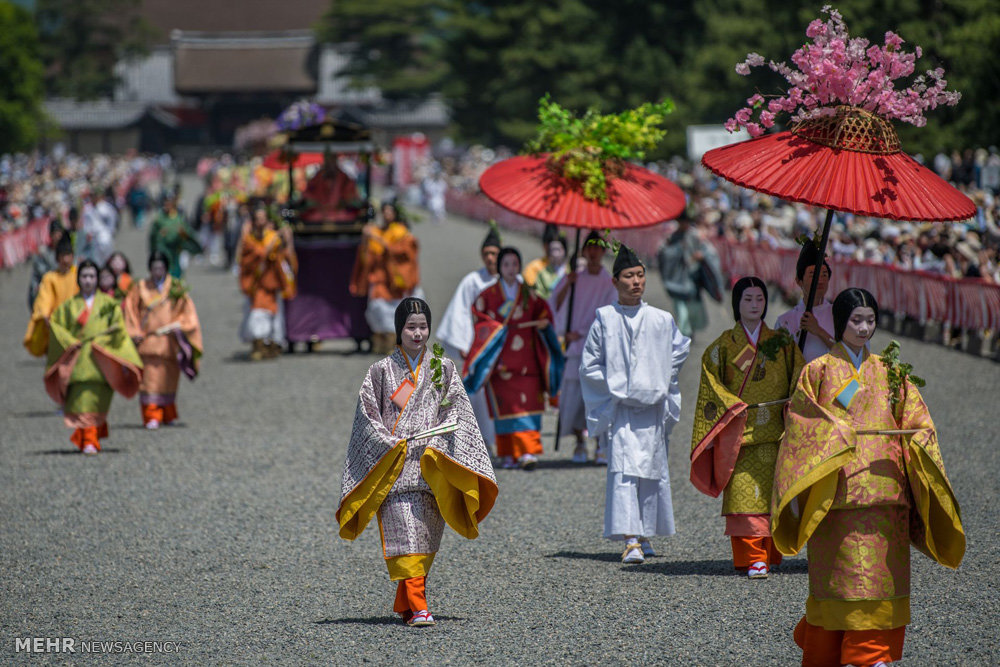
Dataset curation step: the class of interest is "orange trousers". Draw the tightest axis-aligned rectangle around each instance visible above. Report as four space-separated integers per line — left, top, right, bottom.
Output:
70 423 109 451
731 536 783 569
795 617 905 666
392 576 428 614
495 431 543 459
141 403 178 426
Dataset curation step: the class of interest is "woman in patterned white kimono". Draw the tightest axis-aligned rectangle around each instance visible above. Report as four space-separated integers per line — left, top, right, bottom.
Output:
337 298 498 627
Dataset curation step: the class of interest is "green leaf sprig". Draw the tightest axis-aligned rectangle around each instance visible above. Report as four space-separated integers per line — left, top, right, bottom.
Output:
758 326 795 362
524 95 675 204
586 228 621 255
429 343 452 408
168 279 190 302
880 340 926 415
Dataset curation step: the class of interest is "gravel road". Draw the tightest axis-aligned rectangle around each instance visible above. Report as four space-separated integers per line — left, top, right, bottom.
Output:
1 177 997 665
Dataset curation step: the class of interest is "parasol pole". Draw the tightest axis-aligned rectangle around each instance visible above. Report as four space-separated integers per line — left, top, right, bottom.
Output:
553 227 582 451
798 208 835 351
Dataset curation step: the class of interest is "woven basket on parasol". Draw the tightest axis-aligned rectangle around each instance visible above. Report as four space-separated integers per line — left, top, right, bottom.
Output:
791 106 901 154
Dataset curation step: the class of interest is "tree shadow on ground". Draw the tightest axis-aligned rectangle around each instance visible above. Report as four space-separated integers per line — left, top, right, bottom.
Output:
315 615 464 626
31 448 124 456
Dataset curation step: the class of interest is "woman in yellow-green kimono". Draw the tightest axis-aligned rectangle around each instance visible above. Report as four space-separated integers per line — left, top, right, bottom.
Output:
44 260 143 454
690 276 803 578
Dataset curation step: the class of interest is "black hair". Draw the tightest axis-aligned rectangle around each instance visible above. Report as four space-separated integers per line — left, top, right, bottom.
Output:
148 250 170 271
55 235 74 258
497 246 522 272
795 242 833 281
731 276 768 322
394 297 432 345
832 288 879 341
106 251 131 276
546 236 567 254
76 259 100 287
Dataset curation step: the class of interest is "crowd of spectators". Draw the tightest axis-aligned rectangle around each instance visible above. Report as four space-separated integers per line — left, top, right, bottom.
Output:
0 151 171 239
440 145 1000 285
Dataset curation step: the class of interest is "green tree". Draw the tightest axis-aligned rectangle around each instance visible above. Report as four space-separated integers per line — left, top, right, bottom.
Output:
318 0 1000 154
36 0 155 100
317 0 447 97
0 1 47 152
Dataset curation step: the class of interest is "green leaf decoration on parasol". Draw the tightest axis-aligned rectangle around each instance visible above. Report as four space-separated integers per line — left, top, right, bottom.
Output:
524 95 675 204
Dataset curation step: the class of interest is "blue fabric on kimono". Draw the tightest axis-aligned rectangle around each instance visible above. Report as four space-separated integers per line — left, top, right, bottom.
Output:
539 322 565 397
494 414 543 435
462 325 507 394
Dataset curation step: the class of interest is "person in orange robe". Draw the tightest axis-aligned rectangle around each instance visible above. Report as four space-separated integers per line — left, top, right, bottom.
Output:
349 202 422 355
301 155 362 223
122 251 203 429
107 251 133 294
24 237 79 357
463 247 565 470
239 204 297 360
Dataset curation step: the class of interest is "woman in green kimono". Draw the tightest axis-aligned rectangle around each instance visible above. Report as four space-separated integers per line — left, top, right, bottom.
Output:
690 276 803 578
45 260 143 454
148 194 202 278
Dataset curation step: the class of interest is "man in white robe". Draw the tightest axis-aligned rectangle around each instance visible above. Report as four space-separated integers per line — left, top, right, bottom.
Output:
435 227 501 450
581 244 691 564
550 231 618 463
774 243 835 362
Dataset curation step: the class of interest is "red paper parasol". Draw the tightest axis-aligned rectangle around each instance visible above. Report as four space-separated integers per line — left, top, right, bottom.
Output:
262 149 324 170
479 153 686 450
702 112 975 222
478 154 686 229
703 107 975 349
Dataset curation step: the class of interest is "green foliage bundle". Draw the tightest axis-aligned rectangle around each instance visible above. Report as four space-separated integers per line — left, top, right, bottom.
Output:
759 327 794 362
168 279 190 303
430 343 452 407
524 95 674 203
880 340 926 416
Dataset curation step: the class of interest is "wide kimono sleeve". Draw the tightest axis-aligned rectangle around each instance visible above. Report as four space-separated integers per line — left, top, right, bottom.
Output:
462 288 506 393
173 294 204 380
528 292 565 397
900 380 965 568
121 284 144 339
24 274 60 357
336 365 409 540
421 359 499 539
689 339 749 497
579 312 613 437
770 360 856 556
238 235 267 297
668 321 691 423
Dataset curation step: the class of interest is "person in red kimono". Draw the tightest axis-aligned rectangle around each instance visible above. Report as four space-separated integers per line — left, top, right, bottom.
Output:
463 247 564 470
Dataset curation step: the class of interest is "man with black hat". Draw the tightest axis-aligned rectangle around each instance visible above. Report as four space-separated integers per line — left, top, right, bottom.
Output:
581 244 690 563
774 242 835 362
550 231 618 463
436 225 502 451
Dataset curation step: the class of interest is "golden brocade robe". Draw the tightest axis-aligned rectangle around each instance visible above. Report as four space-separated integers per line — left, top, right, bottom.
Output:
690 323 803 531
772 344 965 631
